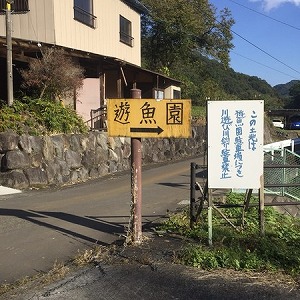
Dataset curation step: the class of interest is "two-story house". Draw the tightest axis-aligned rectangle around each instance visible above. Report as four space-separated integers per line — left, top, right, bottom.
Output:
0 0 181 128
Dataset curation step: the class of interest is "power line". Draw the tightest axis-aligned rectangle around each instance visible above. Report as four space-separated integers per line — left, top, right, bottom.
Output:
231 51 299 80
229 0 300 31
230 28 300 76
214 0 300 79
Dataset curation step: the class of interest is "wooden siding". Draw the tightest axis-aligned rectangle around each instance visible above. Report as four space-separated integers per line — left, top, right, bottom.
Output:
0 0 141 66
0 0 55 44
53 0 141 66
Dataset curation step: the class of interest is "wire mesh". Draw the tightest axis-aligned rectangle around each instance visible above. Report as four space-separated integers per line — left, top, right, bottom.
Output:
264 149 300 201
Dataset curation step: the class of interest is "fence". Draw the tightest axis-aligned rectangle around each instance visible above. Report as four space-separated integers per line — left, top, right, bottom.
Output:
264 148 300 201
86 106 107 131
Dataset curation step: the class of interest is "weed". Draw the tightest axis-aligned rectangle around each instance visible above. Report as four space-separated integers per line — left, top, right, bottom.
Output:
73 246 112 266
160 192 300 277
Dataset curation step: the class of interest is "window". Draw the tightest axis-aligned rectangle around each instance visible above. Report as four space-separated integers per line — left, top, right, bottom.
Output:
0 0 29 13
120 15 133 47
173 89 181 99
153 89 164 100
74 0 96 28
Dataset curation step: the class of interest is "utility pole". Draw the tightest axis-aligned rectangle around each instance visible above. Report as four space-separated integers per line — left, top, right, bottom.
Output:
6 0 13 106
130 88 142 244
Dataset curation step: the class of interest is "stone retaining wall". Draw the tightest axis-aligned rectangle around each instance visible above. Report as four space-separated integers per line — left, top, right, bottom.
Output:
0 126 206 189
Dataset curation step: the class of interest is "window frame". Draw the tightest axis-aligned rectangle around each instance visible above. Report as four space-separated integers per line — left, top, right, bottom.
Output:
120 15 134 47
74 0 97 29
0 0 29 14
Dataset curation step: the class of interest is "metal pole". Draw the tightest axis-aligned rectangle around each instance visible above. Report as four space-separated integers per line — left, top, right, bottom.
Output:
130 89 142 243
190 162 196 228
208 188 213 246
259 175 265 236
6 0 13 106
282 149 286 197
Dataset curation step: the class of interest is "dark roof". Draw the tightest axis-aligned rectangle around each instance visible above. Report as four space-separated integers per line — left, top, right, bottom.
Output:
122 0 148 14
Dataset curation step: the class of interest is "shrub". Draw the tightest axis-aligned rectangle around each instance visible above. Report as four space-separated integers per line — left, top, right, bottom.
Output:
0 98 88 135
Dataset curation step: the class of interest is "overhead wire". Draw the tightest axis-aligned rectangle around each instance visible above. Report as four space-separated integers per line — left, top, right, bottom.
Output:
229 0 300 31
231 51 299 80
214 0 300 78
230 28 300 76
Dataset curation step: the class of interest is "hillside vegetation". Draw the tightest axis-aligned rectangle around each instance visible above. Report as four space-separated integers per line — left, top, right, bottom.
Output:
174 56 284 110
140 0 284 110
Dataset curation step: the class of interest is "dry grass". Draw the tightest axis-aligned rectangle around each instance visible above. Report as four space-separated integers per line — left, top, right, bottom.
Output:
74 245 114 266
0 245 117 297
40 260 70 285
0 261 69 297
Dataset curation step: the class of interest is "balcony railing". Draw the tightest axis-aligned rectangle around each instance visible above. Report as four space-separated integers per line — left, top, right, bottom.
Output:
120 31 134 47
74 6 96 29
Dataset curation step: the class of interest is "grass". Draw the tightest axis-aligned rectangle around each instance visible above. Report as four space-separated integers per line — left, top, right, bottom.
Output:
159 192 300 278
191 105 206 119
0 245 112 297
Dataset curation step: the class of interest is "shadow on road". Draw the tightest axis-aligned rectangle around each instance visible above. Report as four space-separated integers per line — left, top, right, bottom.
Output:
0 209 167 246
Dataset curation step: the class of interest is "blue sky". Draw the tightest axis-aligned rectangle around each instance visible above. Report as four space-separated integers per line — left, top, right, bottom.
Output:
210 0 300 86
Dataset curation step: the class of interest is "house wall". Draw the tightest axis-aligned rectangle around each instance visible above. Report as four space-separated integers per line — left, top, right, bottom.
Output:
76 78 101 123
53 0 141 66
0 0 141 66
0 0 56 44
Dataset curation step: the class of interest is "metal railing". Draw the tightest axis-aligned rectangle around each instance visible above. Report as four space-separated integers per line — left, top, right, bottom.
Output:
264 148 300 201
87 106 107 131
74 6 97 28
120 31 134 47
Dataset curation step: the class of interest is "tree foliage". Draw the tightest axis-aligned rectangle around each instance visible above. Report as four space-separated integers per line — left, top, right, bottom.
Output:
288 82 300 108
140 0 284 109
20 48 84 101
170 54 283 109
140 0 234 72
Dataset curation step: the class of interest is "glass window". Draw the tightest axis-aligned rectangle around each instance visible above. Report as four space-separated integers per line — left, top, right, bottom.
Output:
0 0 29 13
173 89 181 99
120 15 133 47
74 0 96 28
153 89 164 100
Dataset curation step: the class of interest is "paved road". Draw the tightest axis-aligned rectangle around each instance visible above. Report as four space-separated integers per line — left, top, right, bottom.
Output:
0 157 204 284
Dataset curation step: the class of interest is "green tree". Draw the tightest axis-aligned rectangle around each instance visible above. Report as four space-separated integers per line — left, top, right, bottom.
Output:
140 0 234 71
289 82 300 108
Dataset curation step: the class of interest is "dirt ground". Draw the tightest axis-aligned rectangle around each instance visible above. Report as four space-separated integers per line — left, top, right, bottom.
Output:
1 231 300 300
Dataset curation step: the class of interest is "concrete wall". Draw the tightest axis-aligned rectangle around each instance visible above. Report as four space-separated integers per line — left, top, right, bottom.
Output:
0 126 206 189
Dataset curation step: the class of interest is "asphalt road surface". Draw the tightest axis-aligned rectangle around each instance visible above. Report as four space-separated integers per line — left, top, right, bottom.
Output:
1 157 300 300
0 157 204 284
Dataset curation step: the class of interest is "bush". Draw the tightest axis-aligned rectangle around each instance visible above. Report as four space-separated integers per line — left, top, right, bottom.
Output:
0 98 88 135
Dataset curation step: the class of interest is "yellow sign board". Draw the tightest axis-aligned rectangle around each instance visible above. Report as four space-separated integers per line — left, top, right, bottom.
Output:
107 99 191 138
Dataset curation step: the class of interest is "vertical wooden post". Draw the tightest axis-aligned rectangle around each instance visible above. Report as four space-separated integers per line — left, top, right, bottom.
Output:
259 175 265 236
130 89 142 243
208 188 213 246
117 77 122 98
99 61 105 107
242 189 252 227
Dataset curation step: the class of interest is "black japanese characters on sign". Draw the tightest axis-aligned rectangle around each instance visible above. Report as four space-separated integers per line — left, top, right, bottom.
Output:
108 99 191 138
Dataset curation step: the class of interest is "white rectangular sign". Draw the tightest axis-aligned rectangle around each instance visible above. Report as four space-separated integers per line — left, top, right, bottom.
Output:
207 100 264 189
